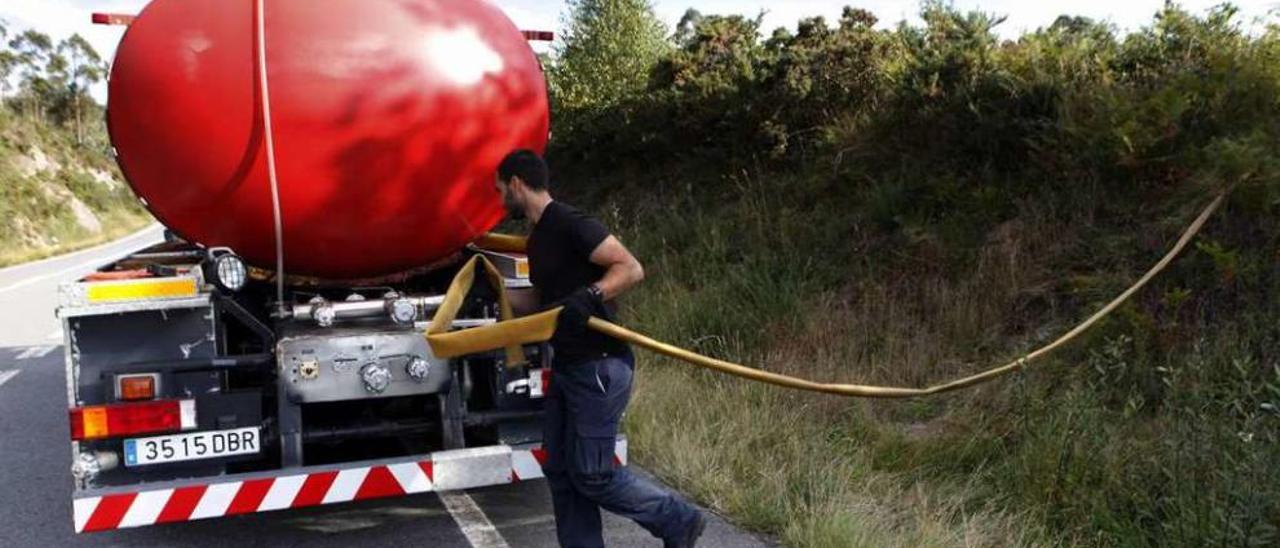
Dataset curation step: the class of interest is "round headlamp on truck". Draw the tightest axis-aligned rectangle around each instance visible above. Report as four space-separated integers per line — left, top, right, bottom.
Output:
209 251 248 292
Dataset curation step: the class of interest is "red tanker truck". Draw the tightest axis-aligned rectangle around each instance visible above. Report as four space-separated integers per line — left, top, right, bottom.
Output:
60 0 624 533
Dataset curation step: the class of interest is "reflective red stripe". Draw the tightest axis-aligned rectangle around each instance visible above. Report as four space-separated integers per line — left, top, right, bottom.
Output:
91 13 136 25
82 493 137 532
225 479 273 515
72 444 625 532
291 471 339 508
354 466 405 500
521 30 555 41
156 485 207 523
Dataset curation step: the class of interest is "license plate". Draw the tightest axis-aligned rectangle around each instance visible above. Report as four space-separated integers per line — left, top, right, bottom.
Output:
124 427 260 467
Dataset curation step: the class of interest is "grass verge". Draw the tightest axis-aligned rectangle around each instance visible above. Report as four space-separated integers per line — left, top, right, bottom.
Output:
0 209 154 268
585 170 1278 547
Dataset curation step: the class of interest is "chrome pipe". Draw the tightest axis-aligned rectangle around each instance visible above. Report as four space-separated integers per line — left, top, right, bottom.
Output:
289 295 446 323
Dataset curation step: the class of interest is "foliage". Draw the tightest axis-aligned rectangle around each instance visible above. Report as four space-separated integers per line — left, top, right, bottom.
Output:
53 34 107 143
545 2 1280 546
551 1 1279 198
0 19 149 265
2 22 108 140
550 0 669 132
0 20 16 93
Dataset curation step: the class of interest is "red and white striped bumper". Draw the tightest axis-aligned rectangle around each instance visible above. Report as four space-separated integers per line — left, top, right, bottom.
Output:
73 440 627 533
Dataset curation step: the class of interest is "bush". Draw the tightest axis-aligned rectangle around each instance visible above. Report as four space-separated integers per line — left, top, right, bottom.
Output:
545 2 1280 546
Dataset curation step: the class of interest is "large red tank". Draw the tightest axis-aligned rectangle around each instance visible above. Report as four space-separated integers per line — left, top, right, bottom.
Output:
108 0 549 278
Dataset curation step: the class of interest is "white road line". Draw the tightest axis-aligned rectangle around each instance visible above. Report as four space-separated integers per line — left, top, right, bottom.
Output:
438 491 511 548
0 370 19 387
0 254 117 296
0 224 163 296
0 224 160 277
14 346 56 360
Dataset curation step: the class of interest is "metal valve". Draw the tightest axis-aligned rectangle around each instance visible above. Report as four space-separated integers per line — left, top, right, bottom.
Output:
310 297 336 328
71 451 119 482
387 297 417 324
360 362 392 393
406 357 430 382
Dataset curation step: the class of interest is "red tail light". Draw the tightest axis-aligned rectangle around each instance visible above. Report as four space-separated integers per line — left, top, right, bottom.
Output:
69 400 196 441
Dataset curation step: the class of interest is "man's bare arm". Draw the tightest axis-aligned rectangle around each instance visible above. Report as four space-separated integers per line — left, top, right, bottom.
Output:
588 235 645 301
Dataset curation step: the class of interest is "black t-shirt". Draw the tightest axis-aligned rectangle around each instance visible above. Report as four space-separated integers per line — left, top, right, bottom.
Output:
527 201 632 366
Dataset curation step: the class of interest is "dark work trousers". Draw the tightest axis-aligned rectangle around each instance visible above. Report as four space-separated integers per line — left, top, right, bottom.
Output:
542 354 698 548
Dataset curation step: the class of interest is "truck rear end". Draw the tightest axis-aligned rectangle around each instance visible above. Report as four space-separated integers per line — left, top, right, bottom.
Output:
60 241 624 533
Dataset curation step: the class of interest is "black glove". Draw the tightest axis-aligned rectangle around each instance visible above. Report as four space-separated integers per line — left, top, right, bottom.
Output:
552 286 603 338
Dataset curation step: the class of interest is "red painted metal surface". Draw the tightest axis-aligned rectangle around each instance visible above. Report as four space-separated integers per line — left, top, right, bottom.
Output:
91 13 137 26
107 0 549 278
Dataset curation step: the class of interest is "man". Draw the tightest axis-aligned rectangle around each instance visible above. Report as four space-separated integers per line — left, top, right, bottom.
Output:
495 150 705 548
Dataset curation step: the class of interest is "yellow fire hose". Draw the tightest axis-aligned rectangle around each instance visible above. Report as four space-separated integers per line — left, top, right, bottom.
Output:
429 193 1228 399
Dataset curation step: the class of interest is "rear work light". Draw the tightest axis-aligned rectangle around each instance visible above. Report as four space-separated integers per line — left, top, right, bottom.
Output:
116 373 158 401
69 400 196 441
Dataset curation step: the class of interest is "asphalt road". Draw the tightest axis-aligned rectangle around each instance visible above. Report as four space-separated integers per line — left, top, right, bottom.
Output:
0 227 770 547
0 224 165 348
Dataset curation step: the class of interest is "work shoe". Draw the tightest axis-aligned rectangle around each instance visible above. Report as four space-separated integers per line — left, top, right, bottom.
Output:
665 511 707 548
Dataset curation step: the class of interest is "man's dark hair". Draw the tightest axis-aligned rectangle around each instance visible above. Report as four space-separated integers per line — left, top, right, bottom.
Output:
497 149 550 190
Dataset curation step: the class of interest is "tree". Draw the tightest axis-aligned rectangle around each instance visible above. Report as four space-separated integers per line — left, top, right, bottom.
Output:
646 14 765 158
0 20 14 96
56 34 107 144
673 9 703 44
755 8 889 159
8 29 54 120
651 14 763 94
550 0 669 115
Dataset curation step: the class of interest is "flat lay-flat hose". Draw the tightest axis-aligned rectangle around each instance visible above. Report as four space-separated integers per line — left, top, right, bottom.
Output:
428 193 1227 399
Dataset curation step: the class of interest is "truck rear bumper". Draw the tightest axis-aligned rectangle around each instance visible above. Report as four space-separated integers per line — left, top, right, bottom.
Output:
72 439 627 533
